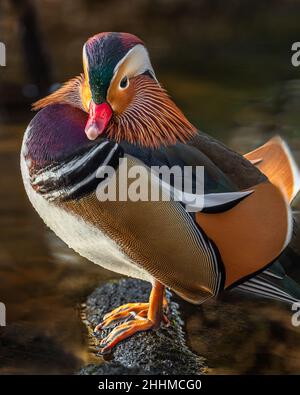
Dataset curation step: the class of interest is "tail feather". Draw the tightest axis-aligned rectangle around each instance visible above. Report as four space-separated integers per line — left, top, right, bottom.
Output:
237 260 300 305
233 137 300 303
244 136 300 202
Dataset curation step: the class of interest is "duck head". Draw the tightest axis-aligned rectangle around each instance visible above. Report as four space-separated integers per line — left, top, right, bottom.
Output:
34 32 196 148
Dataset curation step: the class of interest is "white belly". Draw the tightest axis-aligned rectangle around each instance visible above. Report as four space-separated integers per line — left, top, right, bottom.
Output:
20 143 151 282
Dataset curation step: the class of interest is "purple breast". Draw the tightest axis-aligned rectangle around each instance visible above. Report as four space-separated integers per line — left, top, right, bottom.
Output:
23 103 123 202
25 103 90 167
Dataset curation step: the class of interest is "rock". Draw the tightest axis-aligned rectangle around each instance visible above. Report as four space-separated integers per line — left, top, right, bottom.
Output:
78 278 205 375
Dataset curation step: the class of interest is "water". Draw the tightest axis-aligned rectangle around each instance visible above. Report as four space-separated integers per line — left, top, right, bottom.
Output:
1 0 300 375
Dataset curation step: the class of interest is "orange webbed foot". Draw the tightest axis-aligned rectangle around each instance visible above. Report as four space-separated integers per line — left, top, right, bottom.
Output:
94 302 169 332
98 316 156 354
94 281 169 354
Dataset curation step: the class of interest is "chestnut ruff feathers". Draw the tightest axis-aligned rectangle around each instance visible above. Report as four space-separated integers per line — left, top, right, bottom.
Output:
106 76 197 148
33 75 196 148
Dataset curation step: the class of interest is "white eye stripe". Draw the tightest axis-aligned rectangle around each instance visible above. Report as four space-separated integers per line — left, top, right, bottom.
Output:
82 44 90 83
112 44 157 85
82 45 88 69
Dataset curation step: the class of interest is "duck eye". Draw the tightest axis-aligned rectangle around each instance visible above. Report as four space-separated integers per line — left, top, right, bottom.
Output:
120 76 129 89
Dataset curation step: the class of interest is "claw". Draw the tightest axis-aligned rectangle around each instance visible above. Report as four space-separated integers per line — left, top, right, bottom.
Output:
96 311 135 330
102 302 148 321
93 281 168 353
99 318 154 354
94 300 169 333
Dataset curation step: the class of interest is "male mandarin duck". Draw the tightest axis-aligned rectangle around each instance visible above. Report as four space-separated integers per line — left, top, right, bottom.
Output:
21 32 300 354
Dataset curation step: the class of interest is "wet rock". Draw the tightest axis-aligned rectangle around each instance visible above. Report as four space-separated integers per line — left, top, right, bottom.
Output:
78 361 149 375
78 279 205 375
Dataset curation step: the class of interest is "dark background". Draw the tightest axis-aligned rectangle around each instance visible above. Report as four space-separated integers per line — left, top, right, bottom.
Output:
0 0 300 374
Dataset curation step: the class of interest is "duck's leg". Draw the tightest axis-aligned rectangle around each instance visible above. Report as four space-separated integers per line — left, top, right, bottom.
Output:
95 281 167 354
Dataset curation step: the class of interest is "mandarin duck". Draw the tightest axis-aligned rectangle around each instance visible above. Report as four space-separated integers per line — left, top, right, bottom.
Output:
21 32 300 354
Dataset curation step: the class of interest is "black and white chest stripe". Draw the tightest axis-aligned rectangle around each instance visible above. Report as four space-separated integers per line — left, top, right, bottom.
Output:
28 140 123 202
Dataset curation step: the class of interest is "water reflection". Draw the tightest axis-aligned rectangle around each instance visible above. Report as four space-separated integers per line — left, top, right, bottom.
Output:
0 123 118 373
181 291 300 374
1 0 300 371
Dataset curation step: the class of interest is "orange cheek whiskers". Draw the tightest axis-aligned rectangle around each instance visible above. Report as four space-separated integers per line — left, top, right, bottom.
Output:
106 76 197 148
